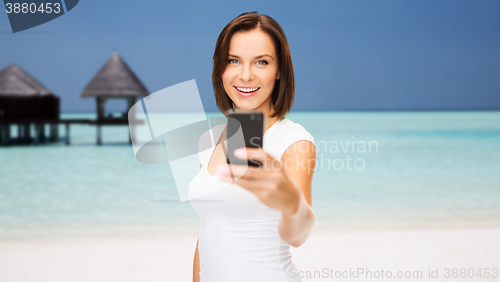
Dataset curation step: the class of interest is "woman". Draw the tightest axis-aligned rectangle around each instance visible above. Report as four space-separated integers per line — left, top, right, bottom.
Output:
189 11 317 282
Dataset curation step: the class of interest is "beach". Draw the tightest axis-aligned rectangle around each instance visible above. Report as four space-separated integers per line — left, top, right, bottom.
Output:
1 225 499 282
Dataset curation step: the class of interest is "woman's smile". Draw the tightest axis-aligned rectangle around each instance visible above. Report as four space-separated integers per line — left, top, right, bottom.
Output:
234 86 260 98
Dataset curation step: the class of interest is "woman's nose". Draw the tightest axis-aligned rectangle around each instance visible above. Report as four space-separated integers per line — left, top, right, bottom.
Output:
239 65 254 81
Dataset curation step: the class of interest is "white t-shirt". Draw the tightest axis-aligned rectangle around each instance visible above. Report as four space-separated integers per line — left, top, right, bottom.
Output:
189 117 315 282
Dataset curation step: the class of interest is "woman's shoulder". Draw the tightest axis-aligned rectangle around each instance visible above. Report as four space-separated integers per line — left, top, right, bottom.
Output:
276 117 315 144
266 117 316 160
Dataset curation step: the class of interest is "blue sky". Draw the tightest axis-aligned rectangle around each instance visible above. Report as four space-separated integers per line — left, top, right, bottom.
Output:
1 0 499 112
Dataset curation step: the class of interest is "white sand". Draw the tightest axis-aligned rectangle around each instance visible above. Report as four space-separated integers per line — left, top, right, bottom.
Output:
293 226 500 281
0 226 499 282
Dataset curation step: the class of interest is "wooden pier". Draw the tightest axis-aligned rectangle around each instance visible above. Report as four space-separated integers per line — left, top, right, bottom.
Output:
0 117 144 146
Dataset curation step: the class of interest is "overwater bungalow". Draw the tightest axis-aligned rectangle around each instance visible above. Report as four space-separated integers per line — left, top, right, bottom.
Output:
0 64 60 145
80 51 149 145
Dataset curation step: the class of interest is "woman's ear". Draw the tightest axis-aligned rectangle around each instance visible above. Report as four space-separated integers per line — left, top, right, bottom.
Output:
276 71 280 80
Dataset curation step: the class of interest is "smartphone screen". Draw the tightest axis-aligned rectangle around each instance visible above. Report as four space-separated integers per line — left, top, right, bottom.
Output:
225 110 264 167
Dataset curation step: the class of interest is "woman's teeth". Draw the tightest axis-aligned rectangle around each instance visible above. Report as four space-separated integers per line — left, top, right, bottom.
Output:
236 87 259 93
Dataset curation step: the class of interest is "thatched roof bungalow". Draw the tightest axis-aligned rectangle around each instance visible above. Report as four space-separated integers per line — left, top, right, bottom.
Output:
0 64 59 120
80 51 149 120
0 64 60 144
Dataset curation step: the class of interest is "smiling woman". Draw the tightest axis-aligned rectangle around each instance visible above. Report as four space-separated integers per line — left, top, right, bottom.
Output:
189 11 317 282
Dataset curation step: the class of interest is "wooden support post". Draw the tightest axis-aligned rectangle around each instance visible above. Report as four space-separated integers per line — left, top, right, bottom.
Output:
65 123 70 145
97 124 102 145
34 123 39 145
23 124 30 141
5 124 10 145
96 97 105 121
17 123 22 141
0 124 5 145
49 123 58 142
38 123 46 142
35 123 45 143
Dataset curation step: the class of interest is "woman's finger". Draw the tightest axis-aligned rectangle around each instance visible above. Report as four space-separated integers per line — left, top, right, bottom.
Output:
221 164 262 180
233 147 278 170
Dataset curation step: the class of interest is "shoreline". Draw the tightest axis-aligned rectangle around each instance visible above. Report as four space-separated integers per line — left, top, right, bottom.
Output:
2 216 500 242
2 216 499 242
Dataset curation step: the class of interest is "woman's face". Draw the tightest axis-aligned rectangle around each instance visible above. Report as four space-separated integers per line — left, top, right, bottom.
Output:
222 29 280 114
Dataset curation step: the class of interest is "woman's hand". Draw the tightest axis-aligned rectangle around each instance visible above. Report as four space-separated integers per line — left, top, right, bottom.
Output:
216 147 301 216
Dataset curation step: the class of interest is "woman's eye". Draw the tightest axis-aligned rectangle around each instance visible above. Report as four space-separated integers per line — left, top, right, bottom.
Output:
228 59 268 65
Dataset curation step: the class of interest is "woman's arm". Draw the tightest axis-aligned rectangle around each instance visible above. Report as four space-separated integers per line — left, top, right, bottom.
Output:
193 237 200 282
193 162 202 282
278 140 317 248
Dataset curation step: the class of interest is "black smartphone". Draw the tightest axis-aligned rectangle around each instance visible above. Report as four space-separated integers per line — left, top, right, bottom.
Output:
224 110 264 167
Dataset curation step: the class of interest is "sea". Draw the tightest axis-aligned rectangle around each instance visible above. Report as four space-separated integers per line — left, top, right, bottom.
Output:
1 111 499 239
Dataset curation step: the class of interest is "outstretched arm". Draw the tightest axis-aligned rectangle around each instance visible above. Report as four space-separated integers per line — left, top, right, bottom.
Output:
278 140 316 248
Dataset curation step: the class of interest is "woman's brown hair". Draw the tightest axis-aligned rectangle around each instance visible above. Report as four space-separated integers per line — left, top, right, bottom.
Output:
212 11 294 120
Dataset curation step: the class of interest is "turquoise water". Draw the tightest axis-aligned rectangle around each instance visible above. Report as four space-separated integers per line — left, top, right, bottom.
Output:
1 111 499 238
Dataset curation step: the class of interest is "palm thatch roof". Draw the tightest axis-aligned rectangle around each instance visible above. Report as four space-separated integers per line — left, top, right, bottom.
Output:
80 51 149 98
0 64 55 97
